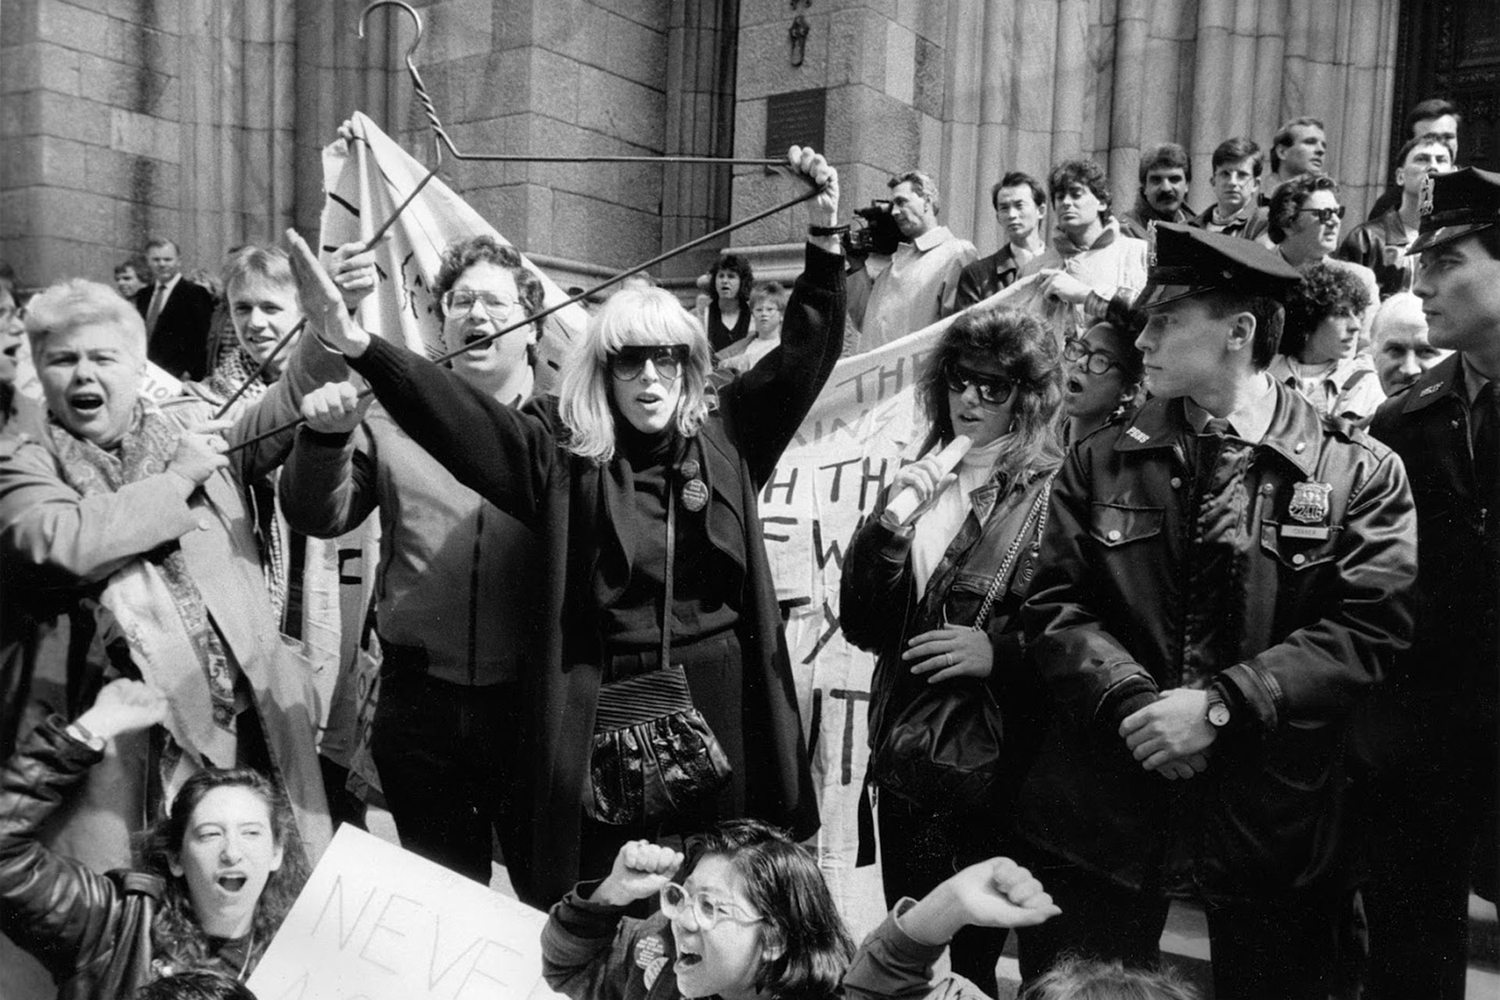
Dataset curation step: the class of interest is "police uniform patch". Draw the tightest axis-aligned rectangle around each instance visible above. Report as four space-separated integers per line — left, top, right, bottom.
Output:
1126 425 1150 443
1288 481 1332 524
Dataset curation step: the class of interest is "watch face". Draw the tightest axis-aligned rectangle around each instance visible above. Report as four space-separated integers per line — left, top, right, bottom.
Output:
1208 702 1231 728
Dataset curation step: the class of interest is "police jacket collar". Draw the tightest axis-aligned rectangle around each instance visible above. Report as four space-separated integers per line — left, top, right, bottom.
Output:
1395 353 1464 414
1114 382 1324 476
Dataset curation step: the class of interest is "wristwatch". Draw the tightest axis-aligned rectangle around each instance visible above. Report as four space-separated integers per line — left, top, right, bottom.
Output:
1205 684 1232 729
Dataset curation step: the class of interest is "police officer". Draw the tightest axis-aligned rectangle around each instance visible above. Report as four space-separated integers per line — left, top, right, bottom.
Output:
1014 223 1419 999
1363 166 1500 999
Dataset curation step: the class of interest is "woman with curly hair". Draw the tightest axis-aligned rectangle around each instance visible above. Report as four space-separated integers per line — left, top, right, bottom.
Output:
840 306 1064 997
0 680 307 998
1268 259 1383 423
705 253 754 354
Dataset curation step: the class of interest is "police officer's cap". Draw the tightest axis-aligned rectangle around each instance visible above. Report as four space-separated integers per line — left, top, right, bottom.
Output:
1409 166 1500 254
1134 222 1302 311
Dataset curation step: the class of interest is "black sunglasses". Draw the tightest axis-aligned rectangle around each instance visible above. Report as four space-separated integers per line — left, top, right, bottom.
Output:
607 344 689 382
1298 205 1346 226
943 360 1015 407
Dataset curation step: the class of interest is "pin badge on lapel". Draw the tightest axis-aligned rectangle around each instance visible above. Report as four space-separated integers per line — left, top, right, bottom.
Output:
679 458 708 512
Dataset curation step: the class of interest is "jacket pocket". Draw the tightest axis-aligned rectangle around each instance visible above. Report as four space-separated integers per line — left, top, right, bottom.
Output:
1258 521 1344 571
1088 503 1164 547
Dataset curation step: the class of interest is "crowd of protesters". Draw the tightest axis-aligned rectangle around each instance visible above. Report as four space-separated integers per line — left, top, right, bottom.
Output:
0 89 1494 1000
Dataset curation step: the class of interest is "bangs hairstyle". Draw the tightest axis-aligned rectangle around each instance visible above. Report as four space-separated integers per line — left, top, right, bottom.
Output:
682 819 855 1000
1048 159 1112 217
115 255 150 281
24 278 146 359
1280 261 1371 359
1212 137 1263 177
557 286 715 463
222 245 295 300
711 253 755 303
137 767 308 976
919 307 1065 488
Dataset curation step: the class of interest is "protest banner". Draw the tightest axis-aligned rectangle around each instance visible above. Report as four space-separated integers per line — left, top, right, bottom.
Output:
248 825 567 1000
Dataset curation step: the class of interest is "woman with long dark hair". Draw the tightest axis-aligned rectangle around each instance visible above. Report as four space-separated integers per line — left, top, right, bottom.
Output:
841 307 1064 997
0 679 308 998
705 253 754 355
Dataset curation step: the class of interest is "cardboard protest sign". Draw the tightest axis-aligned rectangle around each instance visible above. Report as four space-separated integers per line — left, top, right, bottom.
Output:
249 825 566 1000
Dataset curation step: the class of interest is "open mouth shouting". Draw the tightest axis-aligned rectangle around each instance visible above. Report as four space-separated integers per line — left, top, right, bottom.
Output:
215 870 249 894
1065 373 1086 396
67 390 106 415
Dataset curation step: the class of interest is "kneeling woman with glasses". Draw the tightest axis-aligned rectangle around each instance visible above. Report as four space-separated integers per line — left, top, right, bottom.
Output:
841 307 1065 997
284 147 842 907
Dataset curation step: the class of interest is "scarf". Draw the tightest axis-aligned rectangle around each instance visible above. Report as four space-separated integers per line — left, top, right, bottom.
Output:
191 349 288 624
197 347 270 405
47 400 240 767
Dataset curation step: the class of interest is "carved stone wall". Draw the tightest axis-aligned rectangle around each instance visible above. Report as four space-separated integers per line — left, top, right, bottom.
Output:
732 0 1402 267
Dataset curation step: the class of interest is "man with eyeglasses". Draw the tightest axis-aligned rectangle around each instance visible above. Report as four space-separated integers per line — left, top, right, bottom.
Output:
1267 175 1380 344
1014 223 1417 999
278 235 546 888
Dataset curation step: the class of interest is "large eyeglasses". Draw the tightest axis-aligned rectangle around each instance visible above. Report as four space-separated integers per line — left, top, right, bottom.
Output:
1063 339 1125 375
659 883 764 930
1297 205 1346 226
442 289 520 319
942 360 1015 407
607 345 689 383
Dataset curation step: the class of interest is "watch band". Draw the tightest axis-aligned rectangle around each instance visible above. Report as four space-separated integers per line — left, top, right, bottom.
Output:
808 223 851 237
1205 683 1232 729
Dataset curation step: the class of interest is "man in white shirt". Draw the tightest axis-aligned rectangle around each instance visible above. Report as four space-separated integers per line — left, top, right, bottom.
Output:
846 170 976 355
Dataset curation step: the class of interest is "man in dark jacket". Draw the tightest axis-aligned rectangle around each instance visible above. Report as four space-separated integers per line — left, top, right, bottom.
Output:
1338 133 1454 299
1362 166 1500 1000
1014 224 1418 1000
1118 143 1193 241
133 238 216 380
954 171 1047 310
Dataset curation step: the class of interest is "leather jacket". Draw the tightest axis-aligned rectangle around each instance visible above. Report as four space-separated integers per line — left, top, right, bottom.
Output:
1019 383 1417 899
841 462 1056 795
1368 356 1499 710
0 717 164 1000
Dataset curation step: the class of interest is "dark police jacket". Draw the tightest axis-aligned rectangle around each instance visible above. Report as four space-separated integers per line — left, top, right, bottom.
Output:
1368 355 1499 713
1018 383 1417 899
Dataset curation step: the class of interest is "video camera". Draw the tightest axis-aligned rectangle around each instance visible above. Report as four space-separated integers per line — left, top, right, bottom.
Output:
842 200 904 258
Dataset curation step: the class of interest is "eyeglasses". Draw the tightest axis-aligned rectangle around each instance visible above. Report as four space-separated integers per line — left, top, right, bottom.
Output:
607 345 689 383
1063 339 1125 375
442 289 521 318
1297 206 1346 226
942 360 1015 407
660 883 763 930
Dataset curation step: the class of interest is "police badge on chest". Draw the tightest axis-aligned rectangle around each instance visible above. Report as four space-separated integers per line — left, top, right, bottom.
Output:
1280 481 1333 541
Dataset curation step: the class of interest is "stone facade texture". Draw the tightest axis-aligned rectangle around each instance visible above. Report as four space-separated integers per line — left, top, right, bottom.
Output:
2 0 1400 294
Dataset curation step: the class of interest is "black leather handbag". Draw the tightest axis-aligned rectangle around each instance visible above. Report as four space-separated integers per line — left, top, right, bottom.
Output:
585 475 732 827
870 474 1054 810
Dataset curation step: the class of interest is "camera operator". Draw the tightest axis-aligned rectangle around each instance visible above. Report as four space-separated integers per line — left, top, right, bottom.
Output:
844 171 977 356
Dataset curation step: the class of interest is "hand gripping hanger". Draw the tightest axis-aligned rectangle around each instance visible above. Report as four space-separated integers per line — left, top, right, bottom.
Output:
226 2 827 454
